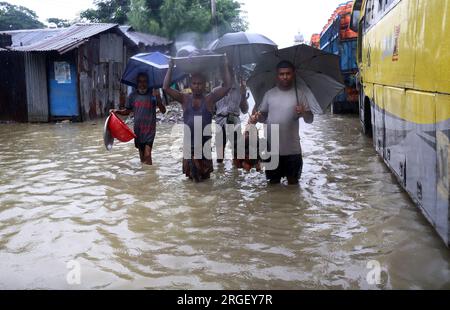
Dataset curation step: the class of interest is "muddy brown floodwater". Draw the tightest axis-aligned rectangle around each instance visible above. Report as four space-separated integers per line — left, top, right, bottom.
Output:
0 112 449 289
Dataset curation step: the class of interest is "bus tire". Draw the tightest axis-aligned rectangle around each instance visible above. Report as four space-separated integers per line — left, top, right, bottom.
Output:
359 88 373 137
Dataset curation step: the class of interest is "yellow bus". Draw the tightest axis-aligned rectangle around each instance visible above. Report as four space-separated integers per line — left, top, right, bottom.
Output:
350 0 450 246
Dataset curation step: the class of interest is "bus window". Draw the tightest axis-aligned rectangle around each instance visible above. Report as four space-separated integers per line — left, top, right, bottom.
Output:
373 0 383 18
365 0 371 29
382 0 396 14
378 0 384 12
365 0 388 30
365 0 376 29
357 19 363 62
350 0 362 32
351 10 361 31
385 0 395 8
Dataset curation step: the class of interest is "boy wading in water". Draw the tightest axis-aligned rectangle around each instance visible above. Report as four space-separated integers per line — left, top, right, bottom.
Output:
111 73 166 165
163 56 232 182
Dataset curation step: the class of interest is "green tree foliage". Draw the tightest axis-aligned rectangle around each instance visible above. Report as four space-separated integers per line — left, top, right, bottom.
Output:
127 0 160 33
80 0 247 39
160 0 212 39
47 18 72 28
215 0 248 34
150 0 248 39
0 1 45 30
80 0 130 24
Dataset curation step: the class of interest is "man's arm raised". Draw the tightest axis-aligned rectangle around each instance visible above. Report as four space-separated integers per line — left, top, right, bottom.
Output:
154 89 166 114
206 55 232 109
163 58 185 105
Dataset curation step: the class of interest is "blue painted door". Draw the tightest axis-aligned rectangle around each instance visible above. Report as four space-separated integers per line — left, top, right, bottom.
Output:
48 58 79 117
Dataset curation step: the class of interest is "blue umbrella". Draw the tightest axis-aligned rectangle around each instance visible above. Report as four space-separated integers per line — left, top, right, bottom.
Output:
121 52 186 88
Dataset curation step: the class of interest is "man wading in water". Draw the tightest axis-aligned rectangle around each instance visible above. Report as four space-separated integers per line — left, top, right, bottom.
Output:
250 60 314 185
111 72 166 165
163 56 231 182
213 65 249 167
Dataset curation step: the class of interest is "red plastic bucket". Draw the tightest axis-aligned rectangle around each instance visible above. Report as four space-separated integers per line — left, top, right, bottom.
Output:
108 112 136 142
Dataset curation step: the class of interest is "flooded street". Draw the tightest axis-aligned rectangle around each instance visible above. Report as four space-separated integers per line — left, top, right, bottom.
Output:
0 113 449 290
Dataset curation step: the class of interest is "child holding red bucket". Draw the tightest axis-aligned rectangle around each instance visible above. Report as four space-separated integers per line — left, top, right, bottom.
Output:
111 72 166 165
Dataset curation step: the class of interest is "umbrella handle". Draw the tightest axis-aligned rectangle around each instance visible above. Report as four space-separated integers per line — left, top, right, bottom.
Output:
294 75 308 108
294 44 300 107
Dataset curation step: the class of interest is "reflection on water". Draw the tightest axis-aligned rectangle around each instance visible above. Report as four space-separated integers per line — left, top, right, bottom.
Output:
0 114 449 289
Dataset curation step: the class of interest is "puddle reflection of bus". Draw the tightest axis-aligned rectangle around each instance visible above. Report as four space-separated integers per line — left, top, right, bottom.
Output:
351 0 450 246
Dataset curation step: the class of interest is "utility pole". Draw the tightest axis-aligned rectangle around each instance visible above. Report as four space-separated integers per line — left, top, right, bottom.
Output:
211 0 217 17
211 0 218 39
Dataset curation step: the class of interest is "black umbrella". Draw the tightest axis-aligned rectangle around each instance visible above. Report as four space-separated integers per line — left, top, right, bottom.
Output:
209 32 278 68
248 44 345 114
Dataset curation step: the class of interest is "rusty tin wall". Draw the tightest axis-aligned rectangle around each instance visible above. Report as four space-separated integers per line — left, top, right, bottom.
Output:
78 33 127 121
24 52 49 122
0 52 28 122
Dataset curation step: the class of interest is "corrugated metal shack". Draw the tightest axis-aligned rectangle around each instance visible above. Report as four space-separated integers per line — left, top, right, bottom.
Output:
3 28 62 47
119 26 172 54
0 23 172 123
0 50 28 122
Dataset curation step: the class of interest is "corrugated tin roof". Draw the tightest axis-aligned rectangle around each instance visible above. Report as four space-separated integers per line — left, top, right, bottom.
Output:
119 25 133 33
119 26 172 47
12 23 118 54
1 28 62 47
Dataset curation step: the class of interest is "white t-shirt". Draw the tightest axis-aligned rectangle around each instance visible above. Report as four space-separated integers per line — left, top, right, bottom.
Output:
259 86 311 156
213 85 242 126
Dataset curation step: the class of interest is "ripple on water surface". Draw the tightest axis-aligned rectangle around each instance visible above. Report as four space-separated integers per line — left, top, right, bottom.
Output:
0 116 449 289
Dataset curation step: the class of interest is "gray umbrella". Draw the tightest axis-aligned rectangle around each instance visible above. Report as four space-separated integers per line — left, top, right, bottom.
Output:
247 44 345 114
173 49 225 75
173 54 225 75
209 32 278 67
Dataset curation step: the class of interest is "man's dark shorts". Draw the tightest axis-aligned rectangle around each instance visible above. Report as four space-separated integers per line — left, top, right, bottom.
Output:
265 154 303 183
135 139 154 152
